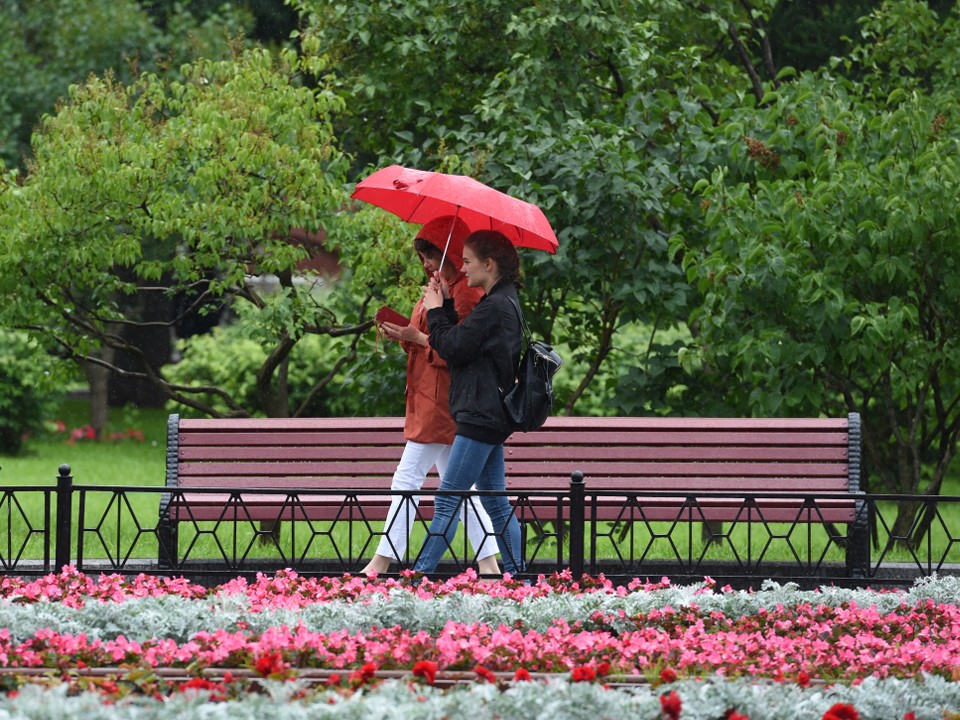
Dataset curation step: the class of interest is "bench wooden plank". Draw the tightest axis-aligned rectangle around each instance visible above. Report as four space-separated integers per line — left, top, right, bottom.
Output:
165 494 857 525
178 445 850 463
174 460 852 479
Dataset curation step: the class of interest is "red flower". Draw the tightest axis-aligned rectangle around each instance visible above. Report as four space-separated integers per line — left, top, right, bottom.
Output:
659 667 678 683
513 668 531 682
903 714 917 720
596 662 611 676
349 662 378 686
254 651 286 677
571 666 596 683
412 660 438 685
797 671 811 687
179 677 225 701
474 664 497 683
660 690 682 719
725 713 750 720
823 704 860 720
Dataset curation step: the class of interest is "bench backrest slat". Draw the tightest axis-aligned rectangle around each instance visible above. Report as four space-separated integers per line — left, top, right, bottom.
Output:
179 444 849 463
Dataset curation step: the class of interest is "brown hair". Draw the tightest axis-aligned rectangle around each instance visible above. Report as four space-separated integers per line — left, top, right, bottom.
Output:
464 230 521 285
414 237 443 260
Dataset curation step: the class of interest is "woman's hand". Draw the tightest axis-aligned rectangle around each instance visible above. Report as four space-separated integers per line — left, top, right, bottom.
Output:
421 274 444 310
379 321 427 346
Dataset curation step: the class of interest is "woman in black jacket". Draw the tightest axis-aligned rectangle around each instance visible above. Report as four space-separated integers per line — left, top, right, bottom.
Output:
412 230 525 576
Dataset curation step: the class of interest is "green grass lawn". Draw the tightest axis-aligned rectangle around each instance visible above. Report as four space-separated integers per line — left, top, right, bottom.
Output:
1 399 168 487
3 398 960 572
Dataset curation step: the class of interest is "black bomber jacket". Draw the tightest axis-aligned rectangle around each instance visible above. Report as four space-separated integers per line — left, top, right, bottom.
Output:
426 279 522 444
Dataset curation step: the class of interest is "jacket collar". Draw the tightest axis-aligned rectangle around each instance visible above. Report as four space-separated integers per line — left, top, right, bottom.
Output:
486 278 514 296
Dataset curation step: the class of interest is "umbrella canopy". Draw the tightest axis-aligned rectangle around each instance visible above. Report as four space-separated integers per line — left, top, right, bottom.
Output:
351 165 559 254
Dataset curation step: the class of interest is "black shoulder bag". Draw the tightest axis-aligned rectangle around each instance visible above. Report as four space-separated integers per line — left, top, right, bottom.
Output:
501 298 563 432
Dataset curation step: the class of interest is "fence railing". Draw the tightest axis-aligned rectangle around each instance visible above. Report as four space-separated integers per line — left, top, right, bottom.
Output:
2 465 959 589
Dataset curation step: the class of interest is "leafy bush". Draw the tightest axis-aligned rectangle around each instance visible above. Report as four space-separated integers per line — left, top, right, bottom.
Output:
0 330 59 454
163 306 405 418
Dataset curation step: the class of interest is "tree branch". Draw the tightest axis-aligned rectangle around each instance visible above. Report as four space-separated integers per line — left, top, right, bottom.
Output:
739 0 780 85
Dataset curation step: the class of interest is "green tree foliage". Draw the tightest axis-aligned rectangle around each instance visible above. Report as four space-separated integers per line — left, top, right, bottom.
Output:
298 0 960 529
678 0 960 543
0 0 251 169
0 45 406 419
294 0 785 414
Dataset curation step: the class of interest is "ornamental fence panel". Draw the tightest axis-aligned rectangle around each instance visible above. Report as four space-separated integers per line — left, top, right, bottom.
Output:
1 465 958 589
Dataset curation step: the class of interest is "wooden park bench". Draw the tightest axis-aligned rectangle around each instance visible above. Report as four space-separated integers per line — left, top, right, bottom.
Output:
158 412 868 576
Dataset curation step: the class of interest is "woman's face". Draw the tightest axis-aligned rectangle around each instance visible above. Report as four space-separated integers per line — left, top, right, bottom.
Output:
462 246 495 290
416 249 441 275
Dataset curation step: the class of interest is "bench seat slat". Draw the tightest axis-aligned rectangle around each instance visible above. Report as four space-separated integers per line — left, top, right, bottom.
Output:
166 493 856 524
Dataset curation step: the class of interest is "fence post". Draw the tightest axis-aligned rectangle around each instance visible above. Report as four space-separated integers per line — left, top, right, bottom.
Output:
55 464 73 570
568 470 585 578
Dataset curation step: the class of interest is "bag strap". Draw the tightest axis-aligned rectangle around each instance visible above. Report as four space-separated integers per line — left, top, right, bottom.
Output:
506 297 534 346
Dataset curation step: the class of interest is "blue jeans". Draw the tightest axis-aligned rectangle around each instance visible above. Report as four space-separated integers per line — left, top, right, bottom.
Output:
413 435 524 575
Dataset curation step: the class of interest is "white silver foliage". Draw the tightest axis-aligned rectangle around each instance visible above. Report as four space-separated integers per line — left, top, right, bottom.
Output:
0 676 957 719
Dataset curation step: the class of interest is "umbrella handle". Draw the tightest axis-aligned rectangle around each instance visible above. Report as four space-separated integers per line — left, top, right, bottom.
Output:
438 205 461 274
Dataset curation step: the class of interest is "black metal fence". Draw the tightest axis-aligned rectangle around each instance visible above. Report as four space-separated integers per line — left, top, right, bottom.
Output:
2 464 959 589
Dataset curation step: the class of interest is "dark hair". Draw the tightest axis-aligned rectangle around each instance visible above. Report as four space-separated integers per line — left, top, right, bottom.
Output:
465 230 521 285
414 237 443 260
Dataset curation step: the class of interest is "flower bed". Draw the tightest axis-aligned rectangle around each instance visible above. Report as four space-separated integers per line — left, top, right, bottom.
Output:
1 568 959 719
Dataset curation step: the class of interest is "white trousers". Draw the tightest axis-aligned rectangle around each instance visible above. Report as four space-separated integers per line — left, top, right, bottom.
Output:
374 441 498 562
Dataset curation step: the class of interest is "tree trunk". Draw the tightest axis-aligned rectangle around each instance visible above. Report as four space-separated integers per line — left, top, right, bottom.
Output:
85 345 116 439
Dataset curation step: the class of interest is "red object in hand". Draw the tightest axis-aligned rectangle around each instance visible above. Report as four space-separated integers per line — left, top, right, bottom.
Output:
375 306 410 327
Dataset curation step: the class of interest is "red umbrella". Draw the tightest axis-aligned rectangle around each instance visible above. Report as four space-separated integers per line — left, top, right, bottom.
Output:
351 165 559 254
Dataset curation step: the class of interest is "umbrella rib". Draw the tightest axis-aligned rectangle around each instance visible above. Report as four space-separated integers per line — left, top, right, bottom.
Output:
404 191 434 224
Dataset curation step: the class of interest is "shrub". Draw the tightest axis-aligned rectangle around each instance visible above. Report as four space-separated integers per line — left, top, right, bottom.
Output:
0 330 60 453
163 310 405 418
